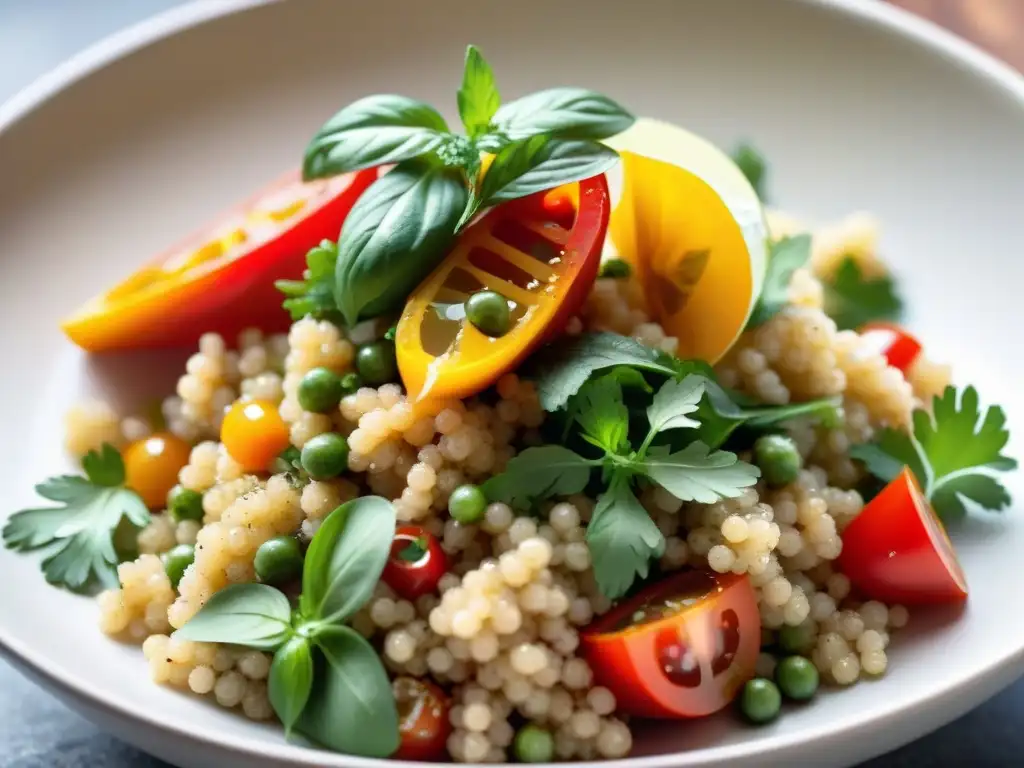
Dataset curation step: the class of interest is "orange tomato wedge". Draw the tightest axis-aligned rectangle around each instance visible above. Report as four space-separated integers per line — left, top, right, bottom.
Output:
395 175 610 404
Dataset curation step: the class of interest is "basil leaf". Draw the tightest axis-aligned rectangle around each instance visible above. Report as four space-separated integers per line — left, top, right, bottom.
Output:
491 87 634 141
172 584 291 651
298 626 399 758
333 160 468 325
300 496 396 624
478 137 618 207
457 45 500 137
303 95 448 179
269 635 314 737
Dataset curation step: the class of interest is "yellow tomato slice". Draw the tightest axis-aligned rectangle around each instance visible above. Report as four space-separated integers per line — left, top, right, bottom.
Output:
605 118 769 363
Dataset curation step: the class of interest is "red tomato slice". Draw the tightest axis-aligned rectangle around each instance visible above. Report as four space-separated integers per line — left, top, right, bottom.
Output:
580 569 760 719
381 526 447 601
837 467 968 604
859 322 923 374
395 174 609 404
393 677 451 761
62 168 377 352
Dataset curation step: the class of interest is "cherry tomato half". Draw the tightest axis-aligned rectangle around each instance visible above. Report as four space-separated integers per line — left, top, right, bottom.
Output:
393 677 451 761
220 399 291 473
123 432 192 509
382 526 447 601
62 168 376 352
837 467 968 604
580 569 760 719
396 174 610 403
860 322 923 374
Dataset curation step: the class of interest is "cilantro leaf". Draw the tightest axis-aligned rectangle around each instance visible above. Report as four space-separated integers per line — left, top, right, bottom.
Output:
731 142 768 201
481 446 595 511
586 475 665 599
646 375 705 435
700 391 843 449
850 385 1016 520
747 235 812 328
823 256 903 331
640 442 760 504
573 376 629 454
3 444 150 591
276 240 343 323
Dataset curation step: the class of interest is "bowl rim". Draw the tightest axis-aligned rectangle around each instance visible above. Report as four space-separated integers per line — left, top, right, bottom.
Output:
3 0 1024 765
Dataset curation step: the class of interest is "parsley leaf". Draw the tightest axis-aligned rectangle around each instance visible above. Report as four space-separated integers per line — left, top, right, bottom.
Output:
481 446 595 511
731 142 768 201
276 240 344 323
747 235 812 328
587 475 665 599
3 444 150 592
823 256 903 331
850 385 1016 520
640 441 761 504
646 375 704 435
573 376 629 453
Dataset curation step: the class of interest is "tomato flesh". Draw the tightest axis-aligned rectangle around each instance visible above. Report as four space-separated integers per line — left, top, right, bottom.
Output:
393 677 451 761
580 569 760 719
860 322 923 374
62 168 376 352
382 526 447 601
837 467 967 604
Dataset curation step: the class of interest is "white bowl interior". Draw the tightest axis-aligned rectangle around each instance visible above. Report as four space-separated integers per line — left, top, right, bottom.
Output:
1 1 1023 766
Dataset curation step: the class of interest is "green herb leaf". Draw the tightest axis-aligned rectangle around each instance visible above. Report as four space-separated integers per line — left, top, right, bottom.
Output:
333 160 467 325
457 45 501 137
850 385 1016 520
482 446 595 511
172 583 292 651
491 87 634 141
698 388 843 449
300 496 396 624
298 626 400 758
398 537 428 563
277 240 343 323
303 95 448 179
646 375 705 435
731 142 768 201
269 635 314 737
524 332 678 412
747 235 812 328
573 375 629 454
587 475 665 599
2 445 150 592
641 441 760 504
823 256 903 331
477 136 618 208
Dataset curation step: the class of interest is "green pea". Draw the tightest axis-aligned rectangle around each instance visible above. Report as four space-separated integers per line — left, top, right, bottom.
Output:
777 621 816 654
775 655 819 701
740 677 781 724
754 434 802 487
300 432 350 480
513 724 555 763
162 544 195 589
465 290 511 338
448 484 487 524
340 372 362 394
167 485 204 523
297 367 344 413
598 258 632 279
254 536 304 585
356 340 398 386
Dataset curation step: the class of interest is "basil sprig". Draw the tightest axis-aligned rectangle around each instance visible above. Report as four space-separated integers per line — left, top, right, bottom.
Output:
174 497 399 757
291 44 634 326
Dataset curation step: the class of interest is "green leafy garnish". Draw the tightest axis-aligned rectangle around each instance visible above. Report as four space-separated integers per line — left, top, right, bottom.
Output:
823 256 903 331
747 235 812 328
850 385 1016 521
730 142 768 201
290 45 633 325
174 497 400 757
3 444 150 592
397 537 428 563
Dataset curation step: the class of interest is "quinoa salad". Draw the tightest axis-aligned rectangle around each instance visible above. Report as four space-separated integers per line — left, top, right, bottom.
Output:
4 47 1016 763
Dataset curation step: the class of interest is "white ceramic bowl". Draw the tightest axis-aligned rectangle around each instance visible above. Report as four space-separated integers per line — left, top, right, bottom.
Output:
2 1 1023 766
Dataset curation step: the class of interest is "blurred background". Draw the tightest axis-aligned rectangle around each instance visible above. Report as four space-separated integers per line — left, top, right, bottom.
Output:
0 0 1022 766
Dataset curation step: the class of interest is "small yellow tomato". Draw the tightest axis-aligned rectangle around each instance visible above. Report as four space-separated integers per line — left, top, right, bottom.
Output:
123 432 192 509
221 399 290 472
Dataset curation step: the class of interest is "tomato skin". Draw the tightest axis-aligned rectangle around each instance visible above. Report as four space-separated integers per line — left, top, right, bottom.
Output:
382 526 447 601
62 168 376 353
392 677 451 761
837 467 967 604
220 399 291 473
580 570 760 719
123 433 192 509
860 323 923 374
